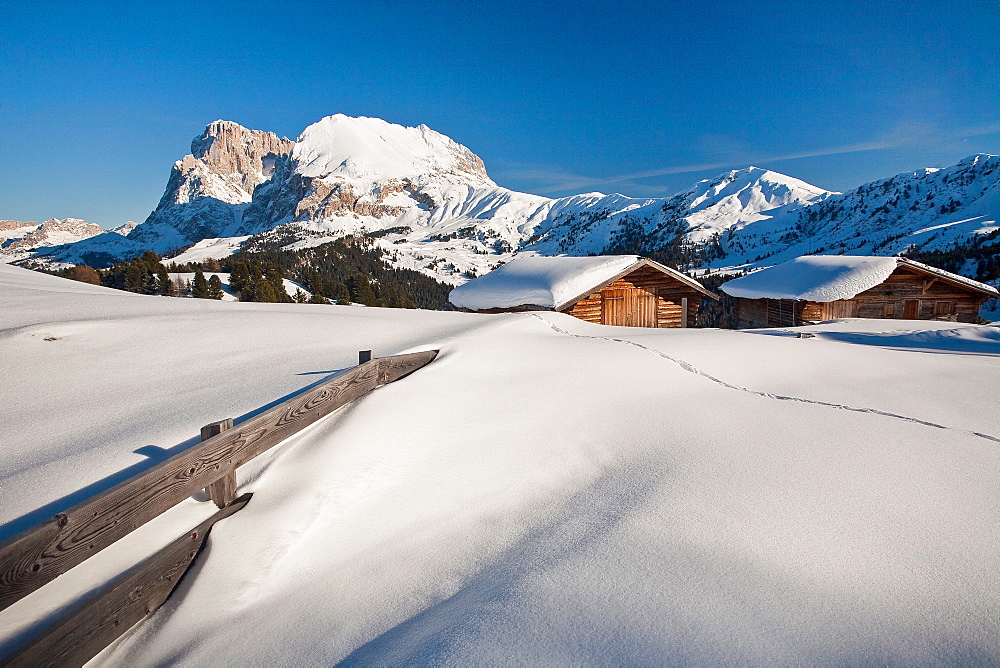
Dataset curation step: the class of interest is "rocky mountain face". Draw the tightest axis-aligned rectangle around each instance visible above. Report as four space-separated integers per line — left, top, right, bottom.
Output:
118 115 834 282
128 120 294 251
1 218 105 263
11 114 1000 290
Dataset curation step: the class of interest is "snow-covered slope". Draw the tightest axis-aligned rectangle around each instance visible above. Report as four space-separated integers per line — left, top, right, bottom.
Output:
711 153 1000 271
12 114 999 292
13 116 830 284
0 218 105 263
294 114 494 188
1 263 998 664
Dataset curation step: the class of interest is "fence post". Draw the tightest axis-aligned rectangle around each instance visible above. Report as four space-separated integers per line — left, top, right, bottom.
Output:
201 418 235 508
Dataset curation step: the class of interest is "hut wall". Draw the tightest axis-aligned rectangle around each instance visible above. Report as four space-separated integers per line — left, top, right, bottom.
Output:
564 293 602 324
734 298 802 328
736 266 989 328
841 267 987 323
563 266 706 328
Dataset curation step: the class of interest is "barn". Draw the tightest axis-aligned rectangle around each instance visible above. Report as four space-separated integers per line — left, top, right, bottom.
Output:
449 255 719 328
720 255 1000 328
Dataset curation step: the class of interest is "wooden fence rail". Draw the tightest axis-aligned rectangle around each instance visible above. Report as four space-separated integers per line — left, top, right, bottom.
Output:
0 349 437 665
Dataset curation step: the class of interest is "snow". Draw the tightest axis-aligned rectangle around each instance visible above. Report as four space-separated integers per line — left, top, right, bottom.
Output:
449 254 642 310
293 114 495 189
720 255 902 301
2 263 999 665
168 236 250 264
681 166 832 244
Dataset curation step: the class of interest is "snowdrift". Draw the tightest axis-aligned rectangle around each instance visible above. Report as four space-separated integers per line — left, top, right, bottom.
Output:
1 264 998 665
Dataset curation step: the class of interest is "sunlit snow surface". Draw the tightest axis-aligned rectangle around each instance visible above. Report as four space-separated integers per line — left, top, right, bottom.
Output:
720 255 901 301
1 264 998 665
449 254 641 309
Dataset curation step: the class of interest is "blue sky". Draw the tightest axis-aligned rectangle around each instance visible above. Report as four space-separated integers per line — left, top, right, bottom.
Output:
2 0 998 228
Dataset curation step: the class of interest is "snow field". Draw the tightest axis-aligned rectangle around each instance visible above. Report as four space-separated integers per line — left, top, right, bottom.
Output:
1 263 997 665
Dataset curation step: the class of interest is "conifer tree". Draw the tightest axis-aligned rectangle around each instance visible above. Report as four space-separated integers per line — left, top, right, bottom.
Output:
192 270 209 299
349 274 377 305
125 264 143 293
157 266 171 295
255 277 278 302
332 282 351 305
308 292 329 304
207 274 224 299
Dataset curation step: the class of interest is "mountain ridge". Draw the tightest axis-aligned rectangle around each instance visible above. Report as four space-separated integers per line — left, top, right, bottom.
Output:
7 115 999 289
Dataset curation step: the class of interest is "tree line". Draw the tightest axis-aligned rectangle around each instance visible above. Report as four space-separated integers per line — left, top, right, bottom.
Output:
59 237 454 309
61 251 225 299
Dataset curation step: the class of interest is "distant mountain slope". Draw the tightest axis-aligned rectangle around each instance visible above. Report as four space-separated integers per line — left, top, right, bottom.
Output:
709 153 1000 271
1 218 105 263
9 115 999 290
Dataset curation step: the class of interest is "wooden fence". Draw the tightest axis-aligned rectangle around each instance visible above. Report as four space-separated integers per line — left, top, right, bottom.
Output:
0 349 437 666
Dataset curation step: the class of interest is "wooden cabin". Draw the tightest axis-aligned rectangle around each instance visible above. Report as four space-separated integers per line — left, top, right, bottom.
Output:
720 255 999 328
449 255 719 328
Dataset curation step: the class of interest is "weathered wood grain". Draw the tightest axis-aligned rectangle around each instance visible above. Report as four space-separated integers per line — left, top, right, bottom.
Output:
734 266 990 328
1 494 251 668
0 350 438 612
202 419 236 508
564 273 707 329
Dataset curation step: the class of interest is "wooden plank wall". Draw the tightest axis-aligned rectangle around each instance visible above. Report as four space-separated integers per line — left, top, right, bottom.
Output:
840 268 987 323
563 267 704 328
735 267 989 327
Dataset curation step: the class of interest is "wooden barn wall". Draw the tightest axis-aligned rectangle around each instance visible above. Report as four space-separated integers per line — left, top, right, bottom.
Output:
563 267 706 328
840 267 988 323
734 298 800 328
735 267 989 328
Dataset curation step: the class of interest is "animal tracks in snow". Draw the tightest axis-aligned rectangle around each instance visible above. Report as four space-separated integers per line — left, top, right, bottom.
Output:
533 315 1000 444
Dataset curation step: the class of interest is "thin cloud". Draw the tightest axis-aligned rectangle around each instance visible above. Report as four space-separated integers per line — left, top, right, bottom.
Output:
531 121 1000 195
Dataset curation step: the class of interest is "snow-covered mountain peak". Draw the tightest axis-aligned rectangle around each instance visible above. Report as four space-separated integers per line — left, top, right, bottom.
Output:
292 114 494 188
0 217 105 263
688 166 832 208
670 166 832 243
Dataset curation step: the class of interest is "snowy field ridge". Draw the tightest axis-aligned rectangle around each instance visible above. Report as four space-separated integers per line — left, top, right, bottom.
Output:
1 263 998 664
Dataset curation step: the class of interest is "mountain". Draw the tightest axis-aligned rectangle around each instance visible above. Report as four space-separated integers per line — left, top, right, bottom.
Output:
521 168 832 264
127 120 295 251
30 115 829 281
9 115 999 289
0 218 105 263
708 153 1000 273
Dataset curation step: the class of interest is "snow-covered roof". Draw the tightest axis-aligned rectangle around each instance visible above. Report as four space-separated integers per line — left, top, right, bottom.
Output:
720 255 999 301
449 255 715 311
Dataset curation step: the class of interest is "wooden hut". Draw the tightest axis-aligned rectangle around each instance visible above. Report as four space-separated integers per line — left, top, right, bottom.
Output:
720 255 999 328
449 255 719 328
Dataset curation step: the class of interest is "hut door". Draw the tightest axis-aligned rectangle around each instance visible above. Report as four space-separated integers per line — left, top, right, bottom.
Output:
636 290 656 327
602 290 626 325
601 288 657 327
903 299 919 319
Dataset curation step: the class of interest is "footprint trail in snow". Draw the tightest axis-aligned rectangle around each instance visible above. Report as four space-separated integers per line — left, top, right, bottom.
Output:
532 314 1000 444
